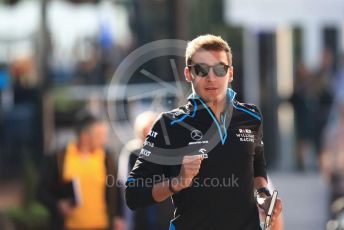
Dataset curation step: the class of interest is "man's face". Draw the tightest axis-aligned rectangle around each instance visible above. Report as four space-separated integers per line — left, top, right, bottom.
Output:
184 50 233 104
86 122 109 150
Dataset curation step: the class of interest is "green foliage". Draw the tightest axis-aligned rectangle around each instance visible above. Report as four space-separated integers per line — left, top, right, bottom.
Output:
2 153 50 229
5 202 50 230
53 87 85 112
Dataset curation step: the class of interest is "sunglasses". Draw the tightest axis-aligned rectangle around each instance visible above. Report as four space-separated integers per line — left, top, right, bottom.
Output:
188 63 230 77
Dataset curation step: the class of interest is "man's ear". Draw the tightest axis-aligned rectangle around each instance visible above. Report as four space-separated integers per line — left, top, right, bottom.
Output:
185 67 193 83
228 66 234 83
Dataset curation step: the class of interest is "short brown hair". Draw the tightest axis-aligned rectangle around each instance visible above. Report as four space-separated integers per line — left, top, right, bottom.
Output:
185 34 232 66
74 110 102 136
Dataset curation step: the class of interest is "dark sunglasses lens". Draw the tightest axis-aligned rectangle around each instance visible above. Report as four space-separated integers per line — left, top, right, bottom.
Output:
213 64 229 77
193 64 209 77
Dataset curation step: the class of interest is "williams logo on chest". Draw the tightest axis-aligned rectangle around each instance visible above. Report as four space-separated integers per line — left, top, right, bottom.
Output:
236 128 255 143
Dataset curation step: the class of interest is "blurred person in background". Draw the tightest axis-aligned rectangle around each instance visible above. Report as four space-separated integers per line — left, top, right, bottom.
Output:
2 55 40 177
291 49 335 171
313 49 335 156
319 103 344 213
290 62 317 171
37 111 125 230
332 54 344 103
118 111 174 230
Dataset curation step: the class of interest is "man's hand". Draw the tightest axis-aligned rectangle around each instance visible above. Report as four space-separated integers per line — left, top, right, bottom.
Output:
113 216 126 230
173 155 204 192
257 195 283 227
57 199 74 217
152 154 204 202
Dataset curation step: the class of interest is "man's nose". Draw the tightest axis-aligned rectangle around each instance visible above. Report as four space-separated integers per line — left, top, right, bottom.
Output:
206 68 216 81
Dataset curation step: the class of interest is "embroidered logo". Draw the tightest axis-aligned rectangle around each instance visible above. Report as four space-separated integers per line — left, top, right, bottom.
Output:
191 129 203 141
143 139 154 148
199 148 208 158
236 129 254 143
149 130 158 138
139 149 151 157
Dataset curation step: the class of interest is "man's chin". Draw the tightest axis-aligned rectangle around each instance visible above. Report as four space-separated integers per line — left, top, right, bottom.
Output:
204 94 226 102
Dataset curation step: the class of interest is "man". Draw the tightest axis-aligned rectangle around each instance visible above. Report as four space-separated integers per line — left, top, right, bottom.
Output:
320 103 344 210
118 111 174 230
38 111 125 230
125 34 282 229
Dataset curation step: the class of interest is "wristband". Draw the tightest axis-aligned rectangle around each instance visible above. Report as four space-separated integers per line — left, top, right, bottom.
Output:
168 178 179 194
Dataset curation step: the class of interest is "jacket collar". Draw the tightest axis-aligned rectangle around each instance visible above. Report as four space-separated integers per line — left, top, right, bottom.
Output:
187 88 237 105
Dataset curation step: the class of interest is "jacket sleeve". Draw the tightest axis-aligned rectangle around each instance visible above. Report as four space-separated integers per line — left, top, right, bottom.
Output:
36 154 60 214
125 114 171 210
104 151 124 218
253 112 268 181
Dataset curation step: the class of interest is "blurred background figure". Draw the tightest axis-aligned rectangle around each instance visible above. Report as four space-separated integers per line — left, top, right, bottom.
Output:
313 49 335 156
320 103 344 229
1 55 40 178
320 103 344 207
290 62 317 171
118 111 174 230
332 54 344 103
290 48 335 171
37 111 125 230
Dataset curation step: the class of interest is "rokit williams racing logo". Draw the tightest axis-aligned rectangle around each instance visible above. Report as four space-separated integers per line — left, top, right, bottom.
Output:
236 129 254 143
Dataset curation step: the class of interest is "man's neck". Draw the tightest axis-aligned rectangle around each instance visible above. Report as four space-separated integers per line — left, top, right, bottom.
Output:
76 141 93 156
207 98 227 121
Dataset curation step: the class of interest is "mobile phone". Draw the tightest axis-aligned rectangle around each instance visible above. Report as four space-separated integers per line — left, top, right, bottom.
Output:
264 190 278 229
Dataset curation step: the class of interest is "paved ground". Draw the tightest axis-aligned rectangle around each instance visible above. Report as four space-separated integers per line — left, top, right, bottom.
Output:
270 172 329 230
